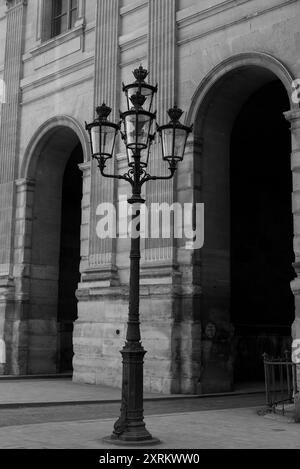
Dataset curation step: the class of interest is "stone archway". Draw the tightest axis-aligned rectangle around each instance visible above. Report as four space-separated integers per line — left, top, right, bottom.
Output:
185 53 298 393
21 115 90 180
11 117 89 375
187 52 296 125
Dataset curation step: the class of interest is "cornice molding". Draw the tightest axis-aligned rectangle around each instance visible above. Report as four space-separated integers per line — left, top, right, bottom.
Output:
285 109 300 124
177 0 299 46
119 28 147 52
120 55 147 69
177 0 250 29
21 72 93 105
120 0 147 17
15 178 36 188
21 54 94 94
6 0 27 11
78 161 91 173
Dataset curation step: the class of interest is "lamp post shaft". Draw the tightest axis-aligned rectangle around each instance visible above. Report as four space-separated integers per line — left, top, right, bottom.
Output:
127 214 141 343
107 160 158 445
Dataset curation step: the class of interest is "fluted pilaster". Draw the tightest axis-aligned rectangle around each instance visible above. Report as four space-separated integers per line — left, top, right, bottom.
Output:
89 0 120 270
0 0 27 273
146 0 176 263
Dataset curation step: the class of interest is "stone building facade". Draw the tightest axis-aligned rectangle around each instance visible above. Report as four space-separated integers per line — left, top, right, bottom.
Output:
0 0 299 394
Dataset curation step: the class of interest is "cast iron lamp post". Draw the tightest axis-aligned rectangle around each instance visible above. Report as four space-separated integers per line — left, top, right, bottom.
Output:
85 66 192 446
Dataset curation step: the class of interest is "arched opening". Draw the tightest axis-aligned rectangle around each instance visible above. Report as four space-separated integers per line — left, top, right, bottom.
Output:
231 80 294 384
27 126 83 374
194 64 295 393
57 143 82 372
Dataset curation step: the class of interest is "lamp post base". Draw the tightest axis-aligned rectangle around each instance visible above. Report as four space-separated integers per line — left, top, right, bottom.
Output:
102 435 161 447
103 420 161 447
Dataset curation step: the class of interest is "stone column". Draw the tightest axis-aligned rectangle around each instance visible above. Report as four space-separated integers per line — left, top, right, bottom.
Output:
0 0 27 374
285 108 300 388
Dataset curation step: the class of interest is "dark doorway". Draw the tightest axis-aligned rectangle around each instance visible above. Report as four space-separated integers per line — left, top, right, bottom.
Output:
57 144 83 372
230 80 295 383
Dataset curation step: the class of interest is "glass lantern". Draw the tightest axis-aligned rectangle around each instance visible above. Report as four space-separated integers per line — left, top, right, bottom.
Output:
126 134 155 167
121 91 156 159
85 103 119 161
157 106 193 163
123 65 157 112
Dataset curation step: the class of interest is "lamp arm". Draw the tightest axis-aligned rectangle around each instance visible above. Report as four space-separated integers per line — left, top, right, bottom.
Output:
98 161 134 186
140 163 177 185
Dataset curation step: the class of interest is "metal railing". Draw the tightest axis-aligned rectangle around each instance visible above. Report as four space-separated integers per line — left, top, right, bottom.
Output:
263 352 298 413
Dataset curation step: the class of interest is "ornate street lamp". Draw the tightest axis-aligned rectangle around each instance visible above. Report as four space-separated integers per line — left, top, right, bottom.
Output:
85 66 192 446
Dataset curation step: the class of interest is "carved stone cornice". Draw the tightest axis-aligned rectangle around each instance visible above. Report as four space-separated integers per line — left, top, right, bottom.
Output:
15 178 36 189
177 0 299 46
78 162 91 174
285 109 300 126
120 0 147 17
6 0 27 10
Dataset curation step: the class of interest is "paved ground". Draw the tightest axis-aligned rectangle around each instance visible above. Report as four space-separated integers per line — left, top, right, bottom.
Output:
0 378 191 406
0 406 299 449
0 394 265 427
0 379 123 405
0 378 264 407
0 378 298 449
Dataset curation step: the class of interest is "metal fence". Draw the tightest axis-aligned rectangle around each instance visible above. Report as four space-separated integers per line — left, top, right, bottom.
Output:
263 352 298 413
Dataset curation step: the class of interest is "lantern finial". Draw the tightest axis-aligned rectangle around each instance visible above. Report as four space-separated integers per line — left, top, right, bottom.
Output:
167 105 184 123
130 92 147 110
133 65 149 84
96 103 112 121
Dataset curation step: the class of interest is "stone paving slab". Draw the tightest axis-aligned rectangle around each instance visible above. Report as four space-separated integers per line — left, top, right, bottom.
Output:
0 407 299 449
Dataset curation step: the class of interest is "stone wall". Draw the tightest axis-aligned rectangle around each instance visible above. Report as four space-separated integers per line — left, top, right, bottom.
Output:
0 0 299 393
